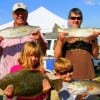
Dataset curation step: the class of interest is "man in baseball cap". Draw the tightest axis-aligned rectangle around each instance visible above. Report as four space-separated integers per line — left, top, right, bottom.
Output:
12 2 28 26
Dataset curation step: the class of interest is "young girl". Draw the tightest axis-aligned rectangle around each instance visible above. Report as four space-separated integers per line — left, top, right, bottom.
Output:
4 41 51 100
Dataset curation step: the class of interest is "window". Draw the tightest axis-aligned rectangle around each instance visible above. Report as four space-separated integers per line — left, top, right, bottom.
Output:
47 40 51 50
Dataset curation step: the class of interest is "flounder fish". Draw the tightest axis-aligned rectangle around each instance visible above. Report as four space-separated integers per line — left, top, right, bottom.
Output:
0 70 62 97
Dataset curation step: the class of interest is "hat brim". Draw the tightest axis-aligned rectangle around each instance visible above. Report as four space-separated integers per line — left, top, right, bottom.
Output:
13 8 28 12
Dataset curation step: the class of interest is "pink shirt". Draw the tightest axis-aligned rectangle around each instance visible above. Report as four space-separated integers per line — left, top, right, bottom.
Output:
0 28 47 79
10 65 22 73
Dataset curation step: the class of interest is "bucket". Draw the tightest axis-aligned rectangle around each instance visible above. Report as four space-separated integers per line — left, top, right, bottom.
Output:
43 57 55 72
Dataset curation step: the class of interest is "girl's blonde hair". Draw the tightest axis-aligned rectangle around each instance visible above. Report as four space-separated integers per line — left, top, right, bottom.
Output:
18 41 43 70
54 57 73 73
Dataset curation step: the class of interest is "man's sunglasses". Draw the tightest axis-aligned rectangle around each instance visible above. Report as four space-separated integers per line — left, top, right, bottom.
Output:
70 17 81 20
59 68 73 75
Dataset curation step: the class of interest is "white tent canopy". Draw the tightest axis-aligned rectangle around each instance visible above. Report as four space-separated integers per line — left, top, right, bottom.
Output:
0 6 67 33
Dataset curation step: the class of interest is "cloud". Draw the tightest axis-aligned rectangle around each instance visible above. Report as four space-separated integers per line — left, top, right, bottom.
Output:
85 0 95 5
85 0 100 6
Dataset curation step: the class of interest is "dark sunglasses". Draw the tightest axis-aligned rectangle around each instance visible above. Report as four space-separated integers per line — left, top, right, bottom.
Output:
70 17 81 20
59 68 73 75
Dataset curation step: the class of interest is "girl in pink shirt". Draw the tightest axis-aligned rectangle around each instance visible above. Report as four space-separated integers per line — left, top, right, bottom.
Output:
4 41 51 100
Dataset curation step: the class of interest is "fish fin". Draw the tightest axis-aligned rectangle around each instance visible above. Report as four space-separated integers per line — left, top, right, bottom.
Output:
92 77 100 82
50 79 62 91
87 85 94 91
0 88 4 95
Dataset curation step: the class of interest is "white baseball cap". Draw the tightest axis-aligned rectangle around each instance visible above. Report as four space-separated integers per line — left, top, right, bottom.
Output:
12 2 27 12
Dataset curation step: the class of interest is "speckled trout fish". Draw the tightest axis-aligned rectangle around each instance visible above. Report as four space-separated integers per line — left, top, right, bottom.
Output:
0 25 40 38
67 80 100 95
58 27 100 37
0 70 62 97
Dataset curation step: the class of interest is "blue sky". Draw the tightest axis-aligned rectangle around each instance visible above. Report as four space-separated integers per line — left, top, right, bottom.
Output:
0 0 100 28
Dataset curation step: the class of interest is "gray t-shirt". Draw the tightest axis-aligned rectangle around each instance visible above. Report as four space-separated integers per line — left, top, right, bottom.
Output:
59 82 77 100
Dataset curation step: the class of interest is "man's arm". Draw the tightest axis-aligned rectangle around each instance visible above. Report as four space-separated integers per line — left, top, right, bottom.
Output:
54 32 66 59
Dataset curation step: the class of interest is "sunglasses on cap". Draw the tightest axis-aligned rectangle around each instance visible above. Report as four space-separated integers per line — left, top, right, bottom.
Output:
70 17 81 20
59 68 73 75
